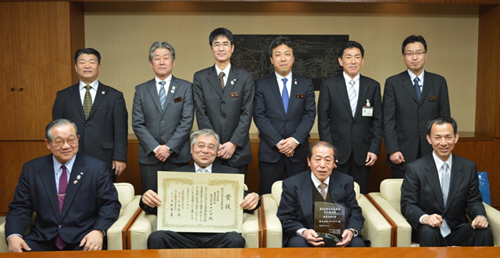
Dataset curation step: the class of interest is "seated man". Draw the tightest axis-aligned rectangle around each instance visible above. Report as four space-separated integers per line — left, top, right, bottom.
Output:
277 141 365 247
5 119 121 252
140 129 260 248
401 116 494 246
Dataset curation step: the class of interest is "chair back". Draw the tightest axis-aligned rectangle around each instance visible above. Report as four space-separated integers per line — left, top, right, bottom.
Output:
380 179 404 214
114 182 135 211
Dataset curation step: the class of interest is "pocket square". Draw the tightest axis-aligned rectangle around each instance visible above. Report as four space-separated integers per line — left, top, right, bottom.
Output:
296 94 304 99
174 97 182 103
230 92 239 98
429 96 438 102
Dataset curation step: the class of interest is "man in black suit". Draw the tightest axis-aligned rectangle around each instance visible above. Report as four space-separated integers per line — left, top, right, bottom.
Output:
384 35 451 178
254 36 316 195
277 141 365 247
53 48 128 182
193 28 255 180
401 117 493 246
5 119 120 252
140 129 259 248
318 41 382 194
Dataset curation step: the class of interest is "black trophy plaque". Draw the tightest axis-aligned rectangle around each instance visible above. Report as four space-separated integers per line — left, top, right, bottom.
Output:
314 202 345 247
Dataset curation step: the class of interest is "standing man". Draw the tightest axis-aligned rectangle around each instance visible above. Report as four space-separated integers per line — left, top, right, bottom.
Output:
277 141 365 247
401 117 493 246
193 28 255 180
132 41 194 194
318 41 382 194
53 48 128 182
384 35 450 178
254 36 316 195
5 119 120 252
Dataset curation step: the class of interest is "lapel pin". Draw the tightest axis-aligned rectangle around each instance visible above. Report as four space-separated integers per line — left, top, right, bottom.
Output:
231 79 236 85
101 91 105 94
171 86 176 93
366 99 371 107
294 80 297 85
73 180 78 184
77 175 81 180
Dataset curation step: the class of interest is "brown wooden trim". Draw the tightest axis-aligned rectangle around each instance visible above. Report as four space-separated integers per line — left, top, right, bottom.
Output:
366 193 398 247
260 197 268 248
124 207 143 250
257 207 263 248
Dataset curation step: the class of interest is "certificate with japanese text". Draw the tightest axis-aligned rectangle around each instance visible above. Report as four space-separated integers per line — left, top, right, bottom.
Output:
157 171 245 233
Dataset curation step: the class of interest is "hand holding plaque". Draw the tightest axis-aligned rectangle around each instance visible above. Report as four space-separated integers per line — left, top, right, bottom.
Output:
314 202 345 247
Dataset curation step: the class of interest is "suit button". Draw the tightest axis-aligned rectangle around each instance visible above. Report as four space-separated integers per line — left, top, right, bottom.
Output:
85 123 89 127
58 225 62 229
161 120 164 123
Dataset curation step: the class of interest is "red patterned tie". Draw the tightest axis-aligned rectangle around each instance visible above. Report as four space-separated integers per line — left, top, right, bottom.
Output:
55 165 68 250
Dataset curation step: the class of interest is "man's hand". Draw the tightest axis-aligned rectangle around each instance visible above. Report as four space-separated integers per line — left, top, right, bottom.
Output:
142 190 162 208
302 229 324 247
471 216 489 229
240 192 259 210
79 230 103 251
7 235 31 252
218 142 237 160
389 151 405 165
155 145 171 162
277 138 298 157
365 152 377 166
422 214 443 228
336 229 353 247
112 160 126 176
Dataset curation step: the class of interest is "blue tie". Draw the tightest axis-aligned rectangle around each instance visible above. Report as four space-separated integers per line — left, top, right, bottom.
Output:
159 81 166 110
414 77 421 100
282 78 289 114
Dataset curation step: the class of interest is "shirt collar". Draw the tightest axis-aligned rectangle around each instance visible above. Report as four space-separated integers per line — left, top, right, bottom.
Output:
194 163 213 173
275 72 292 83
215 63 231 77
311 171 330 188
53 154 77 177
79 80 99 91
155 75 172 85
432 151 452 171
342 72 360 84
407 69 425 84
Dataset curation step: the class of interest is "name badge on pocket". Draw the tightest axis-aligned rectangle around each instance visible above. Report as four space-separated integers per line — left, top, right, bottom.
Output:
362 99 373 117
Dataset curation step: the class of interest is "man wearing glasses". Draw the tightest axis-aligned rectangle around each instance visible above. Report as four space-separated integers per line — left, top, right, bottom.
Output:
383 35 451 178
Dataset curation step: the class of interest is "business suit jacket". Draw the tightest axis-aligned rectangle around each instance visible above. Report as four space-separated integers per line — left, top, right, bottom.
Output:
277 171 364 247
318 74 383 165
5 154 120 245
193 65 254 167
52 82 128 174
383 71 450 169
401 153 486 231
132 77 194 165
253 73 316 163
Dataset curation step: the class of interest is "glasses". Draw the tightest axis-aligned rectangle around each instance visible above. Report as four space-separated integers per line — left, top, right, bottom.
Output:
212 42 231 49
404 51 426 57
195 142 217 151
342 55 363 62
51 137 77 147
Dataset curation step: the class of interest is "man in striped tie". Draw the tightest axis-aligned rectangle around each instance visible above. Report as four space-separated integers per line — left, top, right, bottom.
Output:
401 117 493 246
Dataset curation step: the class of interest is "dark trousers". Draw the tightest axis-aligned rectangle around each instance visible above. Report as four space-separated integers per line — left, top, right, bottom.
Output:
140 160 188 194
24 236 107 251
416 223 494 247
286 235 365 247
259 155 308 195
337 152 370 194
147 231 245 249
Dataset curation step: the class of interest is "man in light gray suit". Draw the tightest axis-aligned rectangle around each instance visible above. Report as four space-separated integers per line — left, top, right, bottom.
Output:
193 28 255 181
132 41 194 194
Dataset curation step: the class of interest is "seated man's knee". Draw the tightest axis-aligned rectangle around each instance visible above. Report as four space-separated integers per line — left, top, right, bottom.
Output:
224 232 245 248
286 236 309 247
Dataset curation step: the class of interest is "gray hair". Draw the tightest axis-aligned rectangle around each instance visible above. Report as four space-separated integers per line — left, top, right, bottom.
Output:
45 119 78 141
148 41 176 62
190 129 220 150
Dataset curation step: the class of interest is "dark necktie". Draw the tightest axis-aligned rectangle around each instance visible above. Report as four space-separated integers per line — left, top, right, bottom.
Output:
83 85 92 119
219 72 225 90
319 183 327 200
55 165 68 250
282 78 289 114
414 77 421 100
159 81 166 110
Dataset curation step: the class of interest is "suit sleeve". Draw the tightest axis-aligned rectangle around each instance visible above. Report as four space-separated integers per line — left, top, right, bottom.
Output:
93 163 121 231
132 86 161 154
228 72 255 147
253 79 284 145
383 78 400 154
438 77 451 118
291 79 316 144
465 162 487 220
344 179 364 232
277 180 307 235
193 72 215 131
5 164 35 237
165 82 194 153
317 80 333 144
400 162 426 229
368 82 383 155
112 92 128 161
52 91 64 120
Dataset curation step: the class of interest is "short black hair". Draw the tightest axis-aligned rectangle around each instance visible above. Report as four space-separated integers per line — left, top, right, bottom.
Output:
74 48 101 64
307 141 338 161
402 35 427 54
209 28 234 46
426 116 458 136
340 41 364 57
268 36 294 57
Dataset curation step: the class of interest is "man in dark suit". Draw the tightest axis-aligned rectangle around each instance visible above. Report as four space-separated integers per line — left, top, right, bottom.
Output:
401 117 493 246
384 35 451 178
53 48 128 182
140 129 259 248
318 41 382 194
5 119 120 252
193 28 255 180
277 141 365 247
254 36 316 195
132 41 194 194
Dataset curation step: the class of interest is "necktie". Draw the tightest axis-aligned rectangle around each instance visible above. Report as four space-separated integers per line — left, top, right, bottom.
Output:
414 77 421 100
282 78 289 114
348 79 357 117
83 85 92 120
55 165 68 250
440 163 451 237
219 72 225 90
198 168 208 173
159 81 166 110
319 183 328 200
